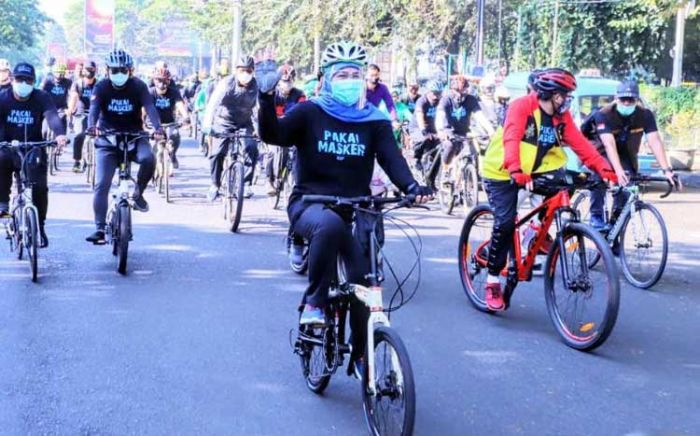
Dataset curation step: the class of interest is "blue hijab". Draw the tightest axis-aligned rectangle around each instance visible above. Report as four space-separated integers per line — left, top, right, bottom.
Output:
311 62 389 123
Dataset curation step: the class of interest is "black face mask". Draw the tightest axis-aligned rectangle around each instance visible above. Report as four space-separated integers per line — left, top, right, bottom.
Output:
368 77 380 85
83 71 96 79
156 82 167 91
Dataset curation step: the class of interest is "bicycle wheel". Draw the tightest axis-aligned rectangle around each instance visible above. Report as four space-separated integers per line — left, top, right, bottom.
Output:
362 326 416 436
437 167 455 215
156 152 165 194
48 147 56 176
12 212 23 260
544 222 620 351
297 324 332 394
462 162 479 214
458 205 498 313
226 161 245 233
117 204 131 275
24 208 39 282
619 202 668 289
571 190 604 268
164 152 171 203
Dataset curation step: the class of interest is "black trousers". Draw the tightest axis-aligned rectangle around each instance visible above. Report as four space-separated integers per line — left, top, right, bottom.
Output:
73 116 88 161
0 147 49 226
209 127 258 187
289 200 370 358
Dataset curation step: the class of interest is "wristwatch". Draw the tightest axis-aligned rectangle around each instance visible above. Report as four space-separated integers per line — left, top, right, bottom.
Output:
663 167 674 174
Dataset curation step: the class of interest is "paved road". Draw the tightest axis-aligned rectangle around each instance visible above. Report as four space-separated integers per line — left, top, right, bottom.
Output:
1 138 698 435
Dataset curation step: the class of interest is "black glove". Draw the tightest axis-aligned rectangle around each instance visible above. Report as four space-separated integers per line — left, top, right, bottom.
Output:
255 59 281 94
154 127 166 138
407 182 434 198
86 127 98 137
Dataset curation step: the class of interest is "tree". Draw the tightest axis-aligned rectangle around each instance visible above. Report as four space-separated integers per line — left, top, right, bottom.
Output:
0 0 49 51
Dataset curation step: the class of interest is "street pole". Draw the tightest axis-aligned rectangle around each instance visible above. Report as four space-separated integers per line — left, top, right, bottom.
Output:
475 0 485 66
232 0 242 64
551 0 559 65
671 1 694 87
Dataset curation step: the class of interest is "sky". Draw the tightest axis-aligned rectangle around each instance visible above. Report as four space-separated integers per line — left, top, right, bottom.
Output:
39 0 69 25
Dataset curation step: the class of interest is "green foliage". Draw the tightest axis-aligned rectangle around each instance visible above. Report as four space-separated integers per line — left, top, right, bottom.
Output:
0 0 49 51
641 84 700 149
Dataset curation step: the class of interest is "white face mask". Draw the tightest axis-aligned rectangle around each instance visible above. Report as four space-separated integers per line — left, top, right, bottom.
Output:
238 72 253 85
110 73 129 87
13 82 33 98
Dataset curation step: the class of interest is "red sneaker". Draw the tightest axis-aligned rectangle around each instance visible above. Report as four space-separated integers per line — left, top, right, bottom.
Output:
485 282 505 311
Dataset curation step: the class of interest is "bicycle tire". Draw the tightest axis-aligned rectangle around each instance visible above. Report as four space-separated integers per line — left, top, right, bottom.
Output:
298 324 332 394
544 222 620 351
462 163 479 213
227 161 245 233
619 201 668 289
25 208 39 282
458 205 496 313
117 204 130 275
13 213 23 260
438 174 455 215
362 326 416 436
48 147 56 176
88 139 96 189
164 151 171 203
156 151 165 194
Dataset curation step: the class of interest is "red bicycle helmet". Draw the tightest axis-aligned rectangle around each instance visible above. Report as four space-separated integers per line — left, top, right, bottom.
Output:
533 68 576 95
153 66 171 81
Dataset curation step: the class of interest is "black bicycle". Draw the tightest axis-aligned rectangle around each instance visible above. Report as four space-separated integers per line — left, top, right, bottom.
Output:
151 122 181 203
572 174 678 289
268 146 296 210
214 130 258 233
93 129 151 275
1 140 58 282
293 194 422 436
46 110 67 176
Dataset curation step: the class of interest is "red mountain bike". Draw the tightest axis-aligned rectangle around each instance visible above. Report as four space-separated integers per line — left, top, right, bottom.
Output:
458 174 620 351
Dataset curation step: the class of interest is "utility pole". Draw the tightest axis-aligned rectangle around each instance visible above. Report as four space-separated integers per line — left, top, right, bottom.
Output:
475 0 485 67
231 0 242 64
551 0 560 65
671 0 695 87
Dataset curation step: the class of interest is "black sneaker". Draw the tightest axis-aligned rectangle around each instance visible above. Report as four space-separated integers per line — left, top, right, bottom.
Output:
132 195 149 212
72 161 82 173
171 155 179 170
39 226 49 248
86 230 106 245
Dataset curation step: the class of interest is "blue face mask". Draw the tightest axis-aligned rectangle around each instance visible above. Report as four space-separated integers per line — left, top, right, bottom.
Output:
331 79 364 106
616 104 636 117
110 73 129 87
12 82 33 98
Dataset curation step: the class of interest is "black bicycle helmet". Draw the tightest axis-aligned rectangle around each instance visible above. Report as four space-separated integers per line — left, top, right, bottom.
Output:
426 79 444 93
236 55 255 69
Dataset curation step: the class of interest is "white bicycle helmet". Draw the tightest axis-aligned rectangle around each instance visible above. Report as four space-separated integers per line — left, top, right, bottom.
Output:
321 42 368 70
105 49 133 68
0 59 10 71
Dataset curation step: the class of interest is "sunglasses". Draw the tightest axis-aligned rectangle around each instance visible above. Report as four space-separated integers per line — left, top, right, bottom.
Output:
619 97 637 104
14 77 34 84
109 67 129 75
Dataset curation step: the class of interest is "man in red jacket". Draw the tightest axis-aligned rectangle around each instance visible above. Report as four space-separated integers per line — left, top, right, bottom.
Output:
480 68 618 311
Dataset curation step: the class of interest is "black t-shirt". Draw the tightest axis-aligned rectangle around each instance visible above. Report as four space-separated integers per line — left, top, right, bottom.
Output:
532 108 562 172
89 77 161 131
0 83 11 93
0 89 59 141
70 79 96 113
593 104 658 170
405 94 421 113
149 86 183 124
41 77 72 110
409 95 439 133
258 94 415 209
437 94 481 135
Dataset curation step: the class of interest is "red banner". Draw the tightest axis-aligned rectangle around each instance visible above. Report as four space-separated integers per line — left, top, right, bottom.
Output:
84 0 114 57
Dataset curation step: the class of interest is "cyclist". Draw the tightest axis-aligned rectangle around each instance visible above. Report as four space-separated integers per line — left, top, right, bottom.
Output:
85 49 164 245
494 85 510 127
0 59 11 93
40 63 72 138
0 62 68 247
480 68 617 311
265 64 306 195
408 79 443 183
436 75 494 169
256 41 432 373
584 80 680 230
149 65 190 169
67 60 98 172
365 64 398 123
203 55 259 201
73 62 84 82
477 76 498 127
403 83 421 113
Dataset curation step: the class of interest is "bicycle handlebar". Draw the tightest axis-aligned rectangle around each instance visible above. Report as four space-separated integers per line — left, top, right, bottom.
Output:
210 130 258 140
302 194 417 208
628 174 679 199
0 140 62 148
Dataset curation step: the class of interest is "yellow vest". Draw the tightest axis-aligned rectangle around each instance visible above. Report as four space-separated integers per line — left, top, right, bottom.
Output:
481 109 568 181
